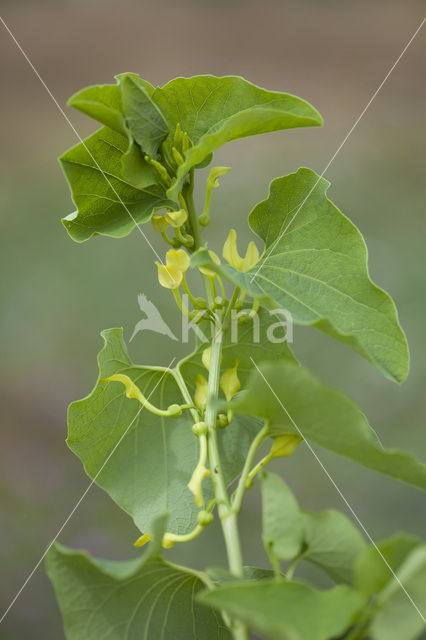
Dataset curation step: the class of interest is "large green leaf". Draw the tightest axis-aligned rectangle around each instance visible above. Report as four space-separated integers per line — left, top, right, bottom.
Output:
193 168 409 382
198 580 366 640
355 535 426 640
261 472 303 563
154 76 322 200
67 328 260 534
46 516 231 640
60 127 171 241
301 509 366 584
224 360 426 490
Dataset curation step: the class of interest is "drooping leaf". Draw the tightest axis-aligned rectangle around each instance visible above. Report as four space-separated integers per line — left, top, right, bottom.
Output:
223 360 426 490
66 328 259 535
46 516 231 640
301 509 366 584
120 75 169 158
192 168 409 382
61 127 173 241
68 83 127 135
355 535 426 640
261 472 303 563
149 76 322 199
198 580 366 640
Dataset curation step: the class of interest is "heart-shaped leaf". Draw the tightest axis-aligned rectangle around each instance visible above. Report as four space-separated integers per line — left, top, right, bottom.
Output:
46 516 231 640
61 127 173 242
192 168 409 382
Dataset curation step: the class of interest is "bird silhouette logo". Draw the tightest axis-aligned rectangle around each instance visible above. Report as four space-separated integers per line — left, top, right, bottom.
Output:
130 294 178 342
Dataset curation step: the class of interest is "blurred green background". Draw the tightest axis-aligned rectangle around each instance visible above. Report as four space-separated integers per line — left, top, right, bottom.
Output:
0 0 425 637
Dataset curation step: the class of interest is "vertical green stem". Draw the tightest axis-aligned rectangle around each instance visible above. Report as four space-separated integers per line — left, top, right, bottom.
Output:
182 172 248 640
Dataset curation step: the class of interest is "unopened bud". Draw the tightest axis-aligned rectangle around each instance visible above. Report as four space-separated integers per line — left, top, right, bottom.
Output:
197 510 214 527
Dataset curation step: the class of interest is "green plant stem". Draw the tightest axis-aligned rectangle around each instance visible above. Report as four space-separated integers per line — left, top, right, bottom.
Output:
185 178 248 640
183 169 202 251
232 423 269 513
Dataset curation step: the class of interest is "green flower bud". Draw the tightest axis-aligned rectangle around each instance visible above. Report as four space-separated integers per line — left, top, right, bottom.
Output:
197 510 214 527
167 404 183 417
192 421 208 437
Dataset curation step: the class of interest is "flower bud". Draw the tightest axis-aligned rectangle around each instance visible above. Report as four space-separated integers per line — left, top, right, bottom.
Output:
197 510 214 527
192 421 208 437
156 262 183 289
220 360 241 402
202 347 211 371
216 413 228 429
167 403 183 417
270 434 302 458
194 374 208 410
165 208 188 228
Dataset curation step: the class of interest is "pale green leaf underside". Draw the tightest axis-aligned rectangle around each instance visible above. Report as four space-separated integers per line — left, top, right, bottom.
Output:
66 327 273 535
194 167 409 382
198 580 366 640
156 76 322 200
301 509 366 584
66 309 294 534
261 472 303 562
227 360 426 490
60 127 171 242
46 517 230 640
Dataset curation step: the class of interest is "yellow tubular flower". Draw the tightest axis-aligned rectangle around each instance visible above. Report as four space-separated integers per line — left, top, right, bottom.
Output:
133 533 152 548
223 229 259 272
188 433 210 507
269 434 303 458
199 250 221 277
207 166 232 190
165 208 188 228
156 262 183 289
188 461 210 507
194 374 209 410
166 248 190 273
220 360 241 402
151 214 169 233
